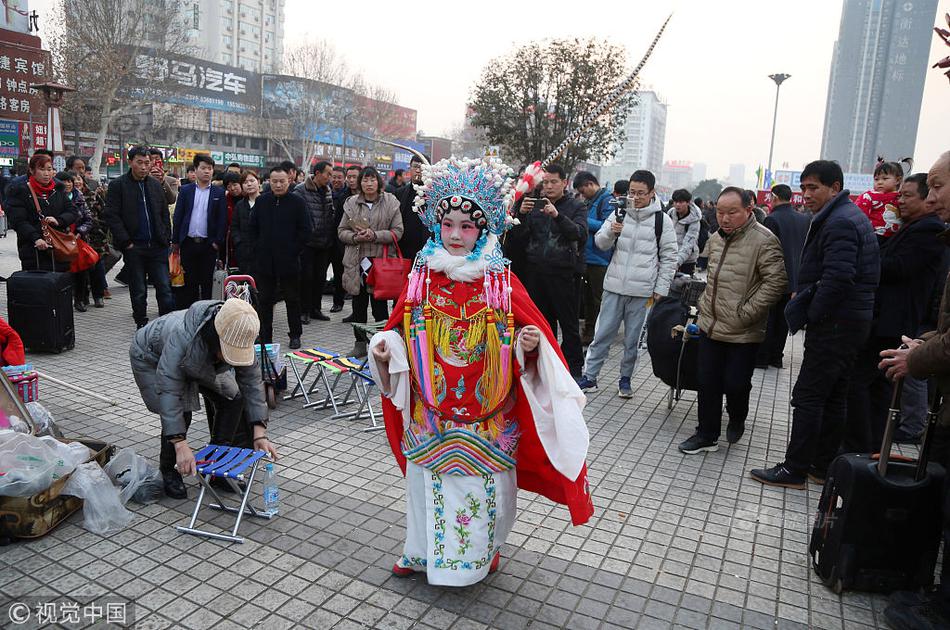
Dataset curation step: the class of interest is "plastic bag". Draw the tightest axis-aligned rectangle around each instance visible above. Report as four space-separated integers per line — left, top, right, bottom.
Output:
169 251 184 287
0 432 90 496
62 462 133 535
26 402 64 438
103 448 162 505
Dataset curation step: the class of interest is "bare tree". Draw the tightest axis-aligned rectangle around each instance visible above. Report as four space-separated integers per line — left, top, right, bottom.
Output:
262 39 359 168
269 39 406 169
48 0 192 176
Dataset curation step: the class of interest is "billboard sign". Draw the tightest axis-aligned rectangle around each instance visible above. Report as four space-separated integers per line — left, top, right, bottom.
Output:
392 139 426 170
773 169 873 193
126 50 261 115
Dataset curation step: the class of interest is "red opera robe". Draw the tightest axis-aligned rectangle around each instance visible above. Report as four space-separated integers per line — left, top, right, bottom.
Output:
378 271 594 527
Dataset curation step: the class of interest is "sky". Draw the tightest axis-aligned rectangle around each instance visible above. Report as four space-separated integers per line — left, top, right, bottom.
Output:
27 0 950 181
283 0 950 181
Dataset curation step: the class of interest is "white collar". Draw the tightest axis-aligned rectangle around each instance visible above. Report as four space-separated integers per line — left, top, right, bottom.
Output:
423 233 499 282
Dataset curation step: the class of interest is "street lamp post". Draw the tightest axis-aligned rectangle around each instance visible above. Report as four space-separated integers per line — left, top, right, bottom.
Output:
766 73 791 181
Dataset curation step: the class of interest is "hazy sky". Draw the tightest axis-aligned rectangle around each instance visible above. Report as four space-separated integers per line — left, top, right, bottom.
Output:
284 0 950 180
28 0 950 180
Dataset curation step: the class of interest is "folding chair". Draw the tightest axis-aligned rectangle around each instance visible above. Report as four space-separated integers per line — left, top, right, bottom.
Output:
175 444 274 544
311 356 366 416
283 348 340 407
333 362 384 432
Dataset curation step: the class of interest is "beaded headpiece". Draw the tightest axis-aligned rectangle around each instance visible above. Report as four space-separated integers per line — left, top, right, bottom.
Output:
405 157 517 310
412 156 516 237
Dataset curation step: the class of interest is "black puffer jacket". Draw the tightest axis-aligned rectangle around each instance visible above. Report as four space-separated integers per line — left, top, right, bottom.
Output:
294 179 336 249
508 195 588 274
874 213 946 338
797 190 880 323
5 180 77 267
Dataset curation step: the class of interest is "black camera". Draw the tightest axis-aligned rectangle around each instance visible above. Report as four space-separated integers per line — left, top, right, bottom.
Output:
608 196 627 221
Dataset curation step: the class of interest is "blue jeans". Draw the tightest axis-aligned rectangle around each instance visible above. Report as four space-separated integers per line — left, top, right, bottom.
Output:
583 291 650 381
124 245 175 325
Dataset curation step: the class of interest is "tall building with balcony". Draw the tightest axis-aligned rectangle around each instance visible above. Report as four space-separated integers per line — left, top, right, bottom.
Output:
820 0 938 173
181 0 286 74
600 91 667 187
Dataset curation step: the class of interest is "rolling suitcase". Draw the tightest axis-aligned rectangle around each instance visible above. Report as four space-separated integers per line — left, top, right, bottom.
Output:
809 380 945 593
7 264 75 353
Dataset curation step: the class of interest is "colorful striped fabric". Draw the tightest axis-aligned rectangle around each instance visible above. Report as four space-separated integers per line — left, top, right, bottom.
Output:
286 348 339 363
403 429 517 476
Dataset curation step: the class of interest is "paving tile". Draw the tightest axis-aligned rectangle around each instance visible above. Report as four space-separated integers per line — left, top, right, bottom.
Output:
0 248 891 630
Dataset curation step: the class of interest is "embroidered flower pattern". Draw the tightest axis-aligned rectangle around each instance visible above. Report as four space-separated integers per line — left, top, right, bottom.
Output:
453 492 481 555
432 474 496 571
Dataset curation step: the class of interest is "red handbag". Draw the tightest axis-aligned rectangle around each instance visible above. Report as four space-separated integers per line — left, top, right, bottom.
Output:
69 238 100 272
366 230 412 299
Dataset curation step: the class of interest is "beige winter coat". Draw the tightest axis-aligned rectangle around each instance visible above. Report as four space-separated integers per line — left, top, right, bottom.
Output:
698 214 788 343
338 192 404 296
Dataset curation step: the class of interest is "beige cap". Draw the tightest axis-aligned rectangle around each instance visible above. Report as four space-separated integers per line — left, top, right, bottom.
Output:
214 298 260 367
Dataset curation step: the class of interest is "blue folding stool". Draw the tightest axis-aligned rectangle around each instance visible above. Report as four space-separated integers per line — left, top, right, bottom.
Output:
175 444 274 544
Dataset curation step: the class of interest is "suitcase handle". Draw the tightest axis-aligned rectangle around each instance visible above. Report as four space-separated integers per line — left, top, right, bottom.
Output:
916 387 943 481
33 247 56 271
877 374 905 476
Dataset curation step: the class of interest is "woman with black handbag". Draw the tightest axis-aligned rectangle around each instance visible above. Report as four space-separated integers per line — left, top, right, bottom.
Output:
5 153 77 272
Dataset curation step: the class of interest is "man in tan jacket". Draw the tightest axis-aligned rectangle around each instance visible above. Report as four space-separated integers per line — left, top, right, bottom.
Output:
679 187 787 454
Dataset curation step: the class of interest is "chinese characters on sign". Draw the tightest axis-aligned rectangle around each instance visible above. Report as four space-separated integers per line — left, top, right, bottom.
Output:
0 31 49 123
126 50 261 115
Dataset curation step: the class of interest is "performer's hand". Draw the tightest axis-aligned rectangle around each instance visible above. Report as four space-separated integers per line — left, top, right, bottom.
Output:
373 339 391 363
174 441 196 476
44 216 59 227
35 238 49 250
520 326 541 353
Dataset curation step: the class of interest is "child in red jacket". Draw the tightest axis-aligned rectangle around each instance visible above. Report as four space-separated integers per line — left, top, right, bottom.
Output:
855 159 909 239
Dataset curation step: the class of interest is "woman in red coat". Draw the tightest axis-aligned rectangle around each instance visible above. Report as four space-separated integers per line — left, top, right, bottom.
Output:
368 157 593 587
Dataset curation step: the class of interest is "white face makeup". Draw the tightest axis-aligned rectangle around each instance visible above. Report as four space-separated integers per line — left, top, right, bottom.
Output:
440 209 481 256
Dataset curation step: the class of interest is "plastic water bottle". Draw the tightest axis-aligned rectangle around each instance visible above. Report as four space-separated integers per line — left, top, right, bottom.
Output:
262 462 279 516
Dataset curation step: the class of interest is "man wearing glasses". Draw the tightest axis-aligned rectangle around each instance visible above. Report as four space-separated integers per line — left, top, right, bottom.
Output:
576 170 678 398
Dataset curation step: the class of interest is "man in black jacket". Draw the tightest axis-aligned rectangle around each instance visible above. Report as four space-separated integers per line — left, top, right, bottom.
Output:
396 154 429 263
841 172 946 452
751 160 880 488
508 164 588 377
104 145 176 328
295 161 336 323
757 184 810 368
249 165 311 349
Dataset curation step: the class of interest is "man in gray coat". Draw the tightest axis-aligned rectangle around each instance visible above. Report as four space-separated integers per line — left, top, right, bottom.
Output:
130 298 278 499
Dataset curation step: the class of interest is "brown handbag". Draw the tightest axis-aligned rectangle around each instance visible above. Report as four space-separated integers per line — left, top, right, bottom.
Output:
29 186 78 263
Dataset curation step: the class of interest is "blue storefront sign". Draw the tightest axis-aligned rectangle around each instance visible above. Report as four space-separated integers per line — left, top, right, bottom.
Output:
0 119 19 157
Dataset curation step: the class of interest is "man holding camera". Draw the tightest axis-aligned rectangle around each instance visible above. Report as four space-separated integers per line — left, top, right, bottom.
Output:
508 164 588 377
576 170 678 398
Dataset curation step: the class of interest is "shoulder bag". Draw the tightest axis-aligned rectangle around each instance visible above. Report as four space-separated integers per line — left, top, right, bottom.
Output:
30 186 78 263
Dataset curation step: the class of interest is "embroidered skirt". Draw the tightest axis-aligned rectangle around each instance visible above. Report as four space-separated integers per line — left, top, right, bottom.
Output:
396 462 517 586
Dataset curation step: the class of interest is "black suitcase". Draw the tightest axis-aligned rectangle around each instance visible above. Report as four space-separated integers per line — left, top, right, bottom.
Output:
7 269 75 353
809 381 945 593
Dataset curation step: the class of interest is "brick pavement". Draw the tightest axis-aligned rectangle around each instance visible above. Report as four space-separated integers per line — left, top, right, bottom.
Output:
0 235 914 629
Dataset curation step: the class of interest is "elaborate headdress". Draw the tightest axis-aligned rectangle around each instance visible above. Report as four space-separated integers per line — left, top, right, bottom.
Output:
405 156 517 309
